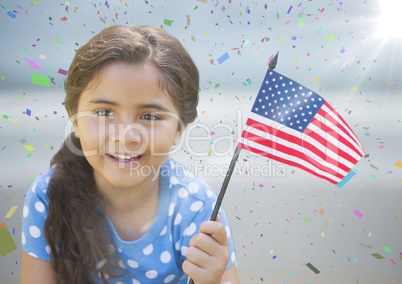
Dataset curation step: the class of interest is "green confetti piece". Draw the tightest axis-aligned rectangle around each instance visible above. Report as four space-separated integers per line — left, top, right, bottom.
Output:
3 114 9 119
32 73 50 86
164 19 172 26
382 246 392 253
326 33 335 42
371 253 385 260
55 38 64 44
298 18 304 27
0 227 17 256
306 262 320 274
316 25 323 35
276 12 280 20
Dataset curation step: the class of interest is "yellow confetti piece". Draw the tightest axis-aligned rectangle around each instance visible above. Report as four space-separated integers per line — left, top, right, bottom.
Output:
321 232 325 237
350 86 357 92
278 35 285 41
11 119 21 124
314 76 322 83
24 145 35 151
394 161 402 168
4 206 18 218
326 33 335 42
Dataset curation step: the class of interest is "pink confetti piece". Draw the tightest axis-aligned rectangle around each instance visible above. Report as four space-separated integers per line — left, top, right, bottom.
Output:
24 58 41 70
58 68 68 75
353 209 364 218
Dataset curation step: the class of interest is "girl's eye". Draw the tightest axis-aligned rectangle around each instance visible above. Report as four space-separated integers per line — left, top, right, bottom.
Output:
141 113 160 120
96 109 115 118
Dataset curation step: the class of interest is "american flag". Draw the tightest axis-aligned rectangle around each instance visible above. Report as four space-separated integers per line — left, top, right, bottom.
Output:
238 69 364 184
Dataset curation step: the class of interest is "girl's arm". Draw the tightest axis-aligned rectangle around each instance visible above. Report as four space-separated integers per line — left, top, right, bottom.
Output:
21 251 56 284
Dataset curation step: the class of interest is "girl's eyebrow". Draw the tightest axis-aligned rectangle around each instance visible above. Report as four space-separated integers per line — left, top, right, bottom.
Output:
88 98 171 112
88 98 119 106
139 103 170 112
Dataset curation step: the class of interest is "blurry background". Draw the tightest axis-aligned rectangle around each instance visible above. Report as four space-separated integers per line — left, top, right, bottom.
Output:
1 0 401 283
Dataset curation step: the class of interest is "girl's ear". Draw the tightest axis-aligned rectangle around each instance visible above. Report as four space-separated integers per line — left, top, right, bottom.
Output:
174 124 187 146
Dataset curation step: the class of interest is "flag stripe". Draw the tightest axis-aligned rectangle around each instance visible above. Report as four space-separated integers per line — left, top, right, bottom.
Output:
240 129 345 179
319 103 363 154
238 141 340 184
241 117 348 180
244 114 356 171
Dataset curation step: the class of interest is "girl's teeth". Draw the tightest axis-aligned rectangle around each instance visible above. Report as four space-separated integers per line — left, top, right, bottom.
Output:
110 154 140 161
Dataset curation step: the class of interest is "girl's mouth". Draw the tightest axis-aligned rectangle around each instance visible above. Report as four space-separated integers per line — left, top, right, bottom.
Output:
107 153 142 162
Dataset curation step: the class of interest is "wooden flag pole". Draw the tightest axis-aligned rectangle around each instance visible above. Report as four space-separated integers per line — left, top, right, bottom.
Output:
187 52 279 284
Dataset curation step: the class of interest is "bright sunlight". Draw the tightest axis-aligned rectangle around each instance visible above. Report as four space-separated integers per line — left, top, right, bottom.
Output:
375 0 402 39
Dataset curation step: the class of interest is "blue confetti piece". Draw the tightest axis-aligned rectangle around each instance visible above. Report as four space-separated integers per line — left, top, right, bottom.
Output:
7 11 17 19
217 52 229 64
336 170 357 188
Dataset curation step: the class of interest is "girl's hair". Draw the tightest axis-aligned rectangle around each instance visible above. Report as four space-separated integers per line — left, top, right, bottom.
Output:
44 25 199 283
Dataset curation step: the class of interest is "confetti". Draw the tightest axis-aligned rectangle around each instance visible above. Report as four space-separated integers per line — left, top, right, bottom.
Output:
394 161 402 168
217 52 229 64
24 58 41 70
371 253 385 260
0 226 17 256
353 209 364 218
31 73 50 86
7 11 17 19
4 206 18 219
306 262 320 274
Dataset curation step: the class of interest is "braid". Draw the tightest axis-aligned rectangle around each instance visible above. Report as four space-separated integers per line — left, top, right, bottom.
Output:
44 133 125 283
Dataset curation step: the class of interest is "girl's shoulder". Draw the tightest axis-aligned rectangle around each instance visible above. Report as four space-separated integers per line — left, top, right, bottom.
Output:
26 166 56 199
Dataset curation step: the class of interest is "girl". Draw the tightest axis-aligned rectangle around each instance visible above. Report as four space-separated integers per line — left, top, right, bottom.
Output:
21 25 239 284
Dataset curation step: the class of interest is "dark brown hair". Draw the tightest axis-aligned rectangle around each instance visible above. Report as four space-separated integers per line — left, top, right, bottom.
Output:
44 25 199 283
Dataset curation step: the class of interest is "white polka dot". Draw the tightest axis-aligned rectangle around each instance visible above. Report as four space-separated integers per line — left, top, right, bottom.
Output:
45 177 50 184
168 203 175 216
206 190 214 198
225 225 231 238
170 176 179 186
188 182 199 194
160 251 171 263
183 223 197 236
181 246 188 256
178 187 188 198
160 225 167 236
132 278 140 284
28 252 38 258
23 205 29 218
174 213 182 225
21 232 26 245
45 245 51 254
29 225 41 238
118 259 126 269
143 244 153 255
127 259 139 268
231 251 236 262
31 183 37 193
35 201 45 212
190 201 203 212
164 274 176 283
175 240 181 250
116 282 124 284
145 270 158 279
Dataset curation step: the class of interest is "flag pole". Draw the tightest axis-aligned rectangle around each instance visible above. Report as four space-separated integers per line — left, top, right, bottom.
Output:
187 52 279 284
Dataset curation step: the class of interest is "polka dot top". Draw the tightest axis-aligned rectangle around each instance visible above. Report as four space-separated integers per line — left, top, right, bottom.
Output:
22 157 236 283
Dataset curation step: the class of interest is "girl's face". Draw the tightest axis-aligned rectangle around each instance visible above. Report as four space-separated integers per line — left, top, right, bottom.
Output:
73 62 184 191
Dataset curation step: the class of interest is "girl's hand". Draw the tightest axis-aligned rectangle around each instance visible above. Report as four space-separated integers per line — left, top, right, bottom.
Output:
183 216 229 284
